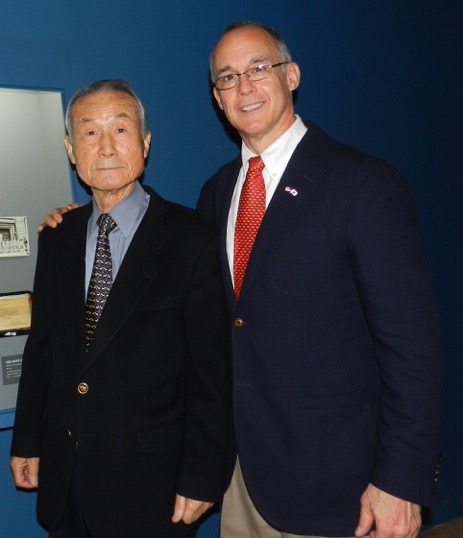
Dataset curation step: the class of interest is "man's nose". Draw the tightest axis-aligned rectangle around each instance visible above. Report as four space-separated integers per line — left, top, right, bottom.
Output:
98 133 117 156
237 73 255 94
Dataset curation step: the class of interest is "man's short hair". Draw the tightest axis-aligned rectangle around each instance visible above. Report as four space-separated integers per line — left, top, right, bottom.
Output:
65 79 148 142
209 21 293 83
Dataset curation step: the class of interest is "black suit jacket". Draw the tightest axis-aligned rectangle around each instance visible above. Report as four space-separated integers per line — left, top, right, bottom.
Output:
12 186 230 537
197 121 443 536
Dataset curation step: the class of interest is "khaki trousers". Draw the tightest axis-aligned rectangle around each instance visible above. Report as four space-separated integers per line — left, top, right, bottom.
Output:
220 459 356 538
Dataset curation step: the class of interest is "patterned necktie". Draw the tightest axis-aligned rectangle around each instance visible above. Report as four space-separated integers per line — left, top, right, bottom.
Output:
85 213 116 349
234 156 266 299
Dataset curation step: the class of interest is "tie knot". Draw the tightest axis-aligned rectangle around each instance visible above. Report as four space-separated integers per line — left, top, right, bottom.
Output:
248 156 264 174
97 213 116 236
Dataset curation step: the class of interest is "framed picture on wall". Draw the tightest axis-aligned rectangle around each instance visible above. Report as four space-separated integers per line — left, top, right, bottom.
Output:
0 291 32 337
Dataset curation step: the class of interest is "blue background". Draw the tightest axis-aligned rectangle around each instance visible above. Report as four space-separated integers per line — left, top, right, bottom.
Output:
0 1 461 535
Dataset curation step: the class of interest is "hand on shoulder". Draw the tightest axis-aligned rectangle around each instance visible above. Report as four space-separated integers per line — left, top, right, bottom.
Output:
38 202 83 232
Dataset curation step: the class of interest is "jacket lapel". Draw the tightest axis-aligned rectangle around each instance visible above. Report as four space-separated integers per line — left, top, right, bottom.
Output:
217 159 241 307
80 192 165 373
238 128 328 302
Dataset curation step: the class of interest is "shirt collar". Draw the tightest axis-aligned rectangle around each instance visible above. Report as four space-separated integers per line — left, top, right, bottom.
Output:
89 180 148 238
241 115 307 177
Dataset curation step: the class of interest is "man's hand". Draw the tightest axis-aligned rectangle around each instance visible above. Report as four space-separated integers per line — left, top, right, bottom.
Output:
172 494 213 525
10 456 40 489
37 203 83 232
355 484 421 538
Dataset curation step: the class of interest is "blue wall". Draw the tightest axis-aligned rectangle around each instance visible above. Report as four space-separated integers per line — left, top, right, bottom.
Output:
1 1 461 536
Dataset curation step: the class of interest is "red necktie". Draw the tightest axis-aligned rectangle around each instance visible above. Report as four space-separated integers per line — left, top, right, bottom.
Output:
234 156 266 299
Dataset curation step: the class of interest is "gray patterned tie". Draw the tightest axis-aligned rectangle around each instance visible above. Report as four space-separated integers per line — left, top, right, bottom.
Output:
85 213 116 350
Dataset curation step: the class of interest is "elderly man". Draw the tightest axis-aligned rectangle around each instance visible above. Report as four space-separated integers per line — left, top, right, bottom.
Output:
11 79 229 538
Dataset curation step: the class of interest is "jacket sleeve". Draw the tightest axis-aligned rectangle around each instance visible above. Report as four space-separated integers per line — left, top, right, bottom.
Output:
175 231 231 502
347 163 443 504
11 230 53 458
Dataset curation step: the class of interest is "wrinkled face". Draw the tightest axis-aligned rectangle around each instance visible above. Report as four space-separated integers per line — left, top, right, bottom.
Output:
64 90 150 196
212 26 300 154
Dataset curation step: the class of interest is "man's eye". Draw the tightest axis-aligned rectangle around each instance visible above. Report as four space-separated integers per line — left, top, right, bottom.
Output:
117 128 126 133
223 74 236 82
87 130 96 136
253 65 268 73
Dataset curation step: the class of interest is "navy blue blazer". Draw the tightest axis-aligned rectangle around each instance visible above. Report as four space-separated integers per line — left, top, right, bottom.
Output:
197 121 443 536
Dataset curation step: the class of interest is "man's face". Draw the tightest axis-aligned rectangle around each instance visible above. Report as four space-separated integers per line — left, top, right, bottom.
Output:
212 26 300 154
64 90 150 196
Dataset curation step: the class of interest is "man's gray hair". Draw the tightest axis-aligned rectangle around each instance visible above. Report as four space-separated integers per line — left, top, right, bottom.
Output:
209 21 293 84
65 79 148 142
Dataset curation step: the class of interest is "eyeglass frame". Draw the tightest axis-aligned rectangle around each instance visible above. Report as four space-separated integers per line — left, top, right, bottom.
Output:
214 61 290 91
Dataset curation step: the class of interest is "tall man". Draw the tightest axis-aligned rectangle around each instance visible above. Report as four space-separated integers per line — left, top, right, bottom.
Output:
197 22 443 538
11 79 230 538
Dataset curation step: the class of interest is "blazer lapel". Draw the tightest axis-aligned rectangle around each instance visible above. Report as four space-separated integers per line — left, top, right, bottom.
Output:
81 193 165 372
238 130 328 302
217 159 241 307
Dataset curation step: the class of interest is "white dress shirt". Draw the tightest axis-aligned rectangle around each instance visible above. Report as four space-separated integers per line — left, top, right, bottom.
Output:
226 115 307 281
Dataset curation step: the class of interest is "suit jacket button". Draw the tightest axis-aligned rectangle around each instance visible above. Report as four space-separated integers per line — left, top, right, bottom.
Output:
66 429 73 438
233 318 245 328
77 382 89 395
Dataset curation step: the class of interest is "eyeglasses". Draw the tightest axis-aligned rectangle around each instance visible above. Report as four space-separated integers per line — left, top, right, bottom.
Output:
214 62 290 91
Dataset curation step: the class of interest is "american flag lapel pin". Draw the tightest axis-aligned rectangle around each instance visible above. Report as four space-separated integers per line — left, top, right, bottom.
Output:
285 186 298 196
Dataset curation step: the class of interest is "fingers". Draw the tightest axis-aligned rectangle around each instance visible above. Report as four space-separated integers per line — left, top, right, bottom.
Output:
37 203 83 232
356 484 421 538
172 494 213 525
10 456 40 489
356 493 375 537
38 209 65 231
172 494 186 523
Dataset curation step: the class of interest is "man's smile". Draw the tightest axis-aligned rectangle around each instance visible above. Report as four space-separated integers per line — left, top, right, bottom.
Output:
240 102 264 112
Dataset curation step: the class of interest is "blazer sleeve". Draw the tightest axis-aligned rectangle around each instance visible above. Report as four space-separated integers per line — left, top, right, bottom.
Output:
175 232 231 502
11 230 53 458
347 163 443 504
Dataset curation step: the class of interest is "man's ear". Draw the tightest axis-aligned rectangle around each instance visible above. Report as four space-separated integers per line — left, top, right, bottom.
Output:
64 136 76 165
143 131 151 158
286 62 301 92
212 87 224 110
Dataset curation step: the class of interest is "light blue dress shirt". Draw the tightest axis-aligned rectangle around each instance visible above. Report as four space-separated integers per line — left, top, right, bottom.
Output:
85 181 150 298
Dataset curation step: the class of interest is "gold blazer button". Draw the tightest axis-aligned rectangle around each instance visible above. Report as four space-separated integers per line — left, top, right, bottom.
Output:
77 382 89 395
233 318 245 328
